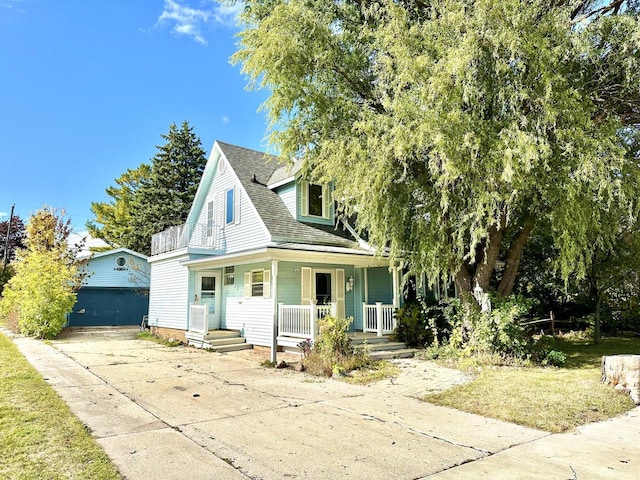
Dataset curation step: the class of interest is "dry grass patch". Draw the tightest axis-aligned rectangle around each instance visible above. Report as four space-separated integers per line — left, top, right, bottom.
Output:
425 336 639 433
0 332 122 479
342 360 400 385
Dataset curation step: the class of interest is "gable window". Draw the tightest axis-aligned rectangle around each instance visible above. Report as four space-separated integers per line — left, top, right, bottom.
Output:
225 188 235 224
222 185 240 225
308 183 323 217
223 266 235 286
301 180 330 219
114 256 127 271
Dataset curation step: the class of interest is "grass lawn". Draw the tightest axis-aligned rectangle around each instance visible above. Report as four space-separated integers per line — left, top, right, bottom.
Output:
0 332 122 479
425 336 640 433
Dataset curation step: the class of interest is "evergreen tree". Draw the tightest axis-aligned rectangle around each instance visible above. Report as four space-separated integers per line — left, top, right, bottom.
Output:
130 121 207 255
87 163 151 248
233 0 640 297
86 121 207 255
0 215 25 293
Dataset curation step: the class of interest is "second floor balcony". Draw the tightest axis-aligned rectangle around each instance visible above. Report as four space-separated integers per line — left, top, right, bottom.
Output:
151 223 222 256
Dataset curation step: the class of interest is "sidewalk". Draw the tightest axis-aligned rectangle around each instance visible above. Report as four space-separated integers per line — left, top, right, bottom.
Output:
7 328 640 479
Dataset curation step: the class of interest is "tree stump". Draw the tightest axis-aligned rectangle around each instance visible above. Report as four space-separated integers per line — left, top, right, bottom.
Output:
601 355 640 405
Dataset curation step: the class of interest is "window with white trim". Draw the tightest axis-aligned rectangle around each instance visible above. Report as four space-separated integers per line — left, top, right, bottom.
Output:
244 269 271 298
225 188 235 224
301 180 330 219
251 270 263 297
223 266 235 286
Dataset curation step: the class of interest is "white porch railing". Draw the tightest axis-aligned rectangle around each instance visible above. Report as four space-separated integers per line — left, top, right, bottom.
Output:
189 303 208 335
151 222 223 255
278 302 336 339
363 302 396 336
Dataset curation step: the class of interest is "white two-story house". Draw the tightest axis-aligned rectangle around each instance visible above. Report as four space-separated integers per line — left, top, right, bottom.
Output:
147 141 402 353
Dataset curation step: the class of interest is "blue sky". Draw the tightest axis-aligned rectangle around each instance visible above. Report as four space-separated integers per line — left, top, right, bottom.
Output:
0 0 269 233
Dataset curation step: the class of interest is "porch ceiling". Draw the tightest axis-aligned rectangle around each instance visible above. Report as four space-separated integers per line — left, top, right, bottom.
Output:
180 244 391 270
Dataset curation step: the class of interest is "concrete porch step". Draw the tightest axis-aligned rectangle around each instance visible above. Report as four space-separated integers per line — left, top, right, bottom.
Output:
206 330 242 339
214 343 253 353
368 348 417 360
356 341 407 352
188 329 253 352
349 335 392 345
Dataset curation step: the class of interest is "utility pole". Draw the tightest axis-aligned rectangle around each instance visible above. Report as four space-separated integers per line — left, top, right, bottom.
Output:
2 204 15 275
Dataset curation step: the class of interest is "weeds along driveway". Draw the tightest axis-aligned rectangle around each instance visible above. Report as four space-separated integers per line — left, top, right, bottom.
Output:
14 328 620 480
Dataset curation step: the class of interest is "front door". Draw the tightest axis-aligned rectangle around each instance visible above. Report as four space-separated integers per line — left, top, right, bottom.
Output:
196 272 221 330
315 272 332 305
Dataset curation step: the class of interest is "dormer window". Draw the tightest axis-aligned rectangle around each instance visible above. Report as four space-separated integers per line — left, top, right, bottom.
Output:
301 180 330 219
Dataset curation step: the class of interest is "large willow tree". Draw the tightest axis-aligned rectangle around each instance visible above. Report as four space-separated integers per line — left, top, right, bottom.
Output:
234 0 640 296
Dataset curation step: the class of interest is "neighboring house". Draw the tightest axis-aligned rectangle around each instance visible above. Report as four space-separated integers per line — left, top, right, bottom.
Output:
68 248 150 327
147 141 405 352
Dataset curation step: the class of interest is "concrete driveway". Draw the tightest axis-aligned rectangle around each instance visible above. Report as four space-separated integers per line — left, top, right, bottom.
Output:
10 328 640 479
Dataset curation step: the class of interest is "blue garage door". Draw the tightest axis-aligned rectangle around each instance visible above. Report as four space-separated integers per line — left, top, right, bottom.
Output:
68 288 149 327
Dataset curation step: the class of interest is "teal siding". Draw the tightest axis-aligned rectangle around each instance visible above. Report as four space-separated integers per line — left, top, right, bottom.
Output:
69 287 149 326
275 261 357 329
367 267 393 304
296 180 335 226
353 268 365 330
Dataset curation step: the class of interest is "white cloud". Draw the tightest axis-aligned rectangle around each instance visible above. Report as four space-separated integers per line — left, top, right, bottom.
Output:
0 212 7 219
157 0 243 45
222 115 230 124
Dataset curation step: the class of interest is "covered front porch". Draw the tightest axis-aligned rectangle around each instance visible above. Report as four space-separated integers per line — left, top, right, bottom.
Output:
276 301 397 349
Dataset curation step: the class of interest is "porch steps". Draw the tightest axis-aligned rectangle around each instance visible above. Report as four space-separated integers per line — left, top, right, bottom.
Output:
188 330 253 353
351 335 417 360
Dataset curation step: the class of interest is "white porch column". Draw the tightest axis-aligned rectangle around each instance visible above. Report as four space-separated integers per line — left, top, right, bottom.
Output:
376 301 383 337
271 260 279 364
311 299 318 340
392 266 400 308
362 302 366 333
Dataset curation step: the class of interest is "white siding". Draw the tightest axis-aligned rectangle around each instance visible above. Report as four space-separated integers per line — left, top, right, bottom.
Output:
194 154 270 253
83 253 150 288
224 297 273 347
276 183 296 218
148 255 190 330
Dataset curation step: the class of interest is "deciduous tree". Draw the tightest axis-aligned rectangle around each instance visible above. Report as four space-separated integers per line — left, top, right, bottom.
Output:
233 0 640 297
0 208 87 338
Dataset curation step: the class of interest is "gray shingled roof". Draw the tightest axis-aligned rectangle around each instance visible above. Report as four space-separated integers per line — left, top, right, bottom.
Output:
267 159 303 186
216 141 356 248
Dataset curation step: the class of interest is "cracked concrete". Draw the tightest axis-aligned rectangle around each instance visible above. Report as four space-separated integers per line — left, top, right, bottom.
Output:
8 327 640 479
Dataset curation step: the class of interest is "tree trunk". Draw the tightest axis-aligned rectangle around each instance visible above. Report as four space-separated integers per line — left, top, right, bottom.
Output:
474 220 505 291
497 216 536 296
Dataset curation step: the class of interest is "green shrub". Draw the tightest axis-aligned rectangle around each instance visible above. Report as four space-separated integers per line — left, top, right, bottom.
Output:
544 350 567 367
393 301 435 347
449 295 534 359
314 315 352 357
301 316 370 377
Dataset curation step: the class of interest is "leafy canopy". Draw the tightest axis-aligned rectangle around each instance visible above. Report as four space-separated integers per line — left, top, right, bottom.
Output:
234 0 640 294
0 207 87 338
